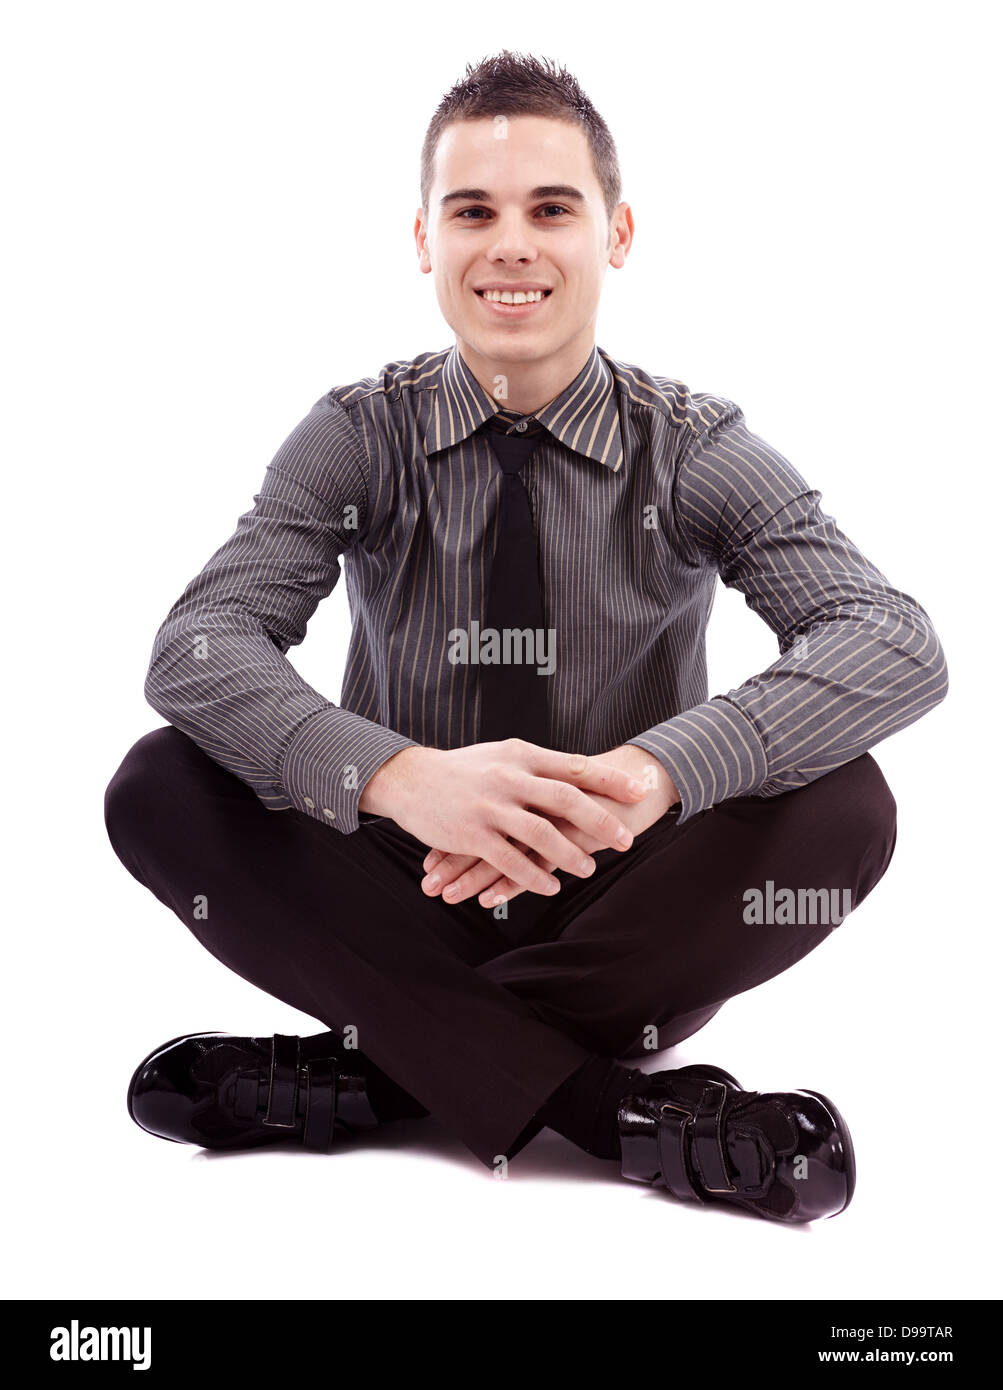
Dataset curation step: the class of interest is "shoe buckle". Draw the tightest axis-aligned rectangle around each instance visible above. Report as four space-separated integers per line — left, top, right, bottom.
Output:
659 1102 690 1118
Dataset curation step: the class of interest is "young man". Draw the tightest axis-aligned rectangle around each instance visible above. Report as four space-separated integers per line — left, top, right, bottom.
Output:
104 51 947 1223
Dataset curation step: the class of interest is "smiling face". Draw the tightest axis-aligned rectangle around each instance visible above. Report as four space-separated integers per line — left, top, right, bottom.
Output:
415 114 632 412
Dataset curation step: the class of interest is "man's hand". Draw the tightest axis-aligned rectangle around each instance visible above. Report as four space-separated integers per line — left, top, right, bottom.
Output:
420 744 680 907
362 739 653 900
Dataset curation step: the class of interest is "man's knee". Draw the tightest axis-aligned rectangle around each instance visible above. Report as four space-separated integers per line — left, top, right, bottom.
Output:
832 753 897 864
103 725 185 847
741 752 898 912
809 753 898 909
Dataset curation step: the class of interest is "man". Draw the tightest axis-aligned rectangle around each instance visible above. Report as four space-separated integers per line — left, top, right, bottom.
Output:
104 51 947 1223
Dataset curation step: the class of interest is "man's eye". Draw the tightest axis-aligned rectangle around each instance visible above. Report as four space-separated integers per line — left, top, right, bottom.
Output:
456 205 570 220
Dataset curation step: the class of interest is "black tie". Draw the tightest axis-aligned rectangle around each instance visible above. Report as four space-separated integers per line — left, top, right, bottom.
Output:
478 419 550 747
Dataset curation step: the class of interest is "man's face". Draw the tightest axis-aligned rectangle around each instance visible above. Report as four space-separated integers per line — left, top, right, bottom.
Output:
416 115 631 376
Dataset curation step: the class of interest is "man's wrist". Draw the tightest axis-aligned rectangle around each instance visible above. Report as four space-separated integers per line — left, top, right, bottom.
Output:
358 745 432 819
606 743 681 809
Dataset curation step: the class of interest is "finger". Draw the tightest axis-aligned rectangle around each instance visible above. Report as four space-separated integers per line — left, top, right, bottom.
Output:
423 832 539 897
464 821 600 910
480 881 521 908
547 817 608 855
475 828 565 897
438 834 548 905
478 853 559 909
421 852 480 895
514 742 652 804
474 817 606 906
422 849 444 874
505 780 634 858
488 756 636 850
530 778 633 850
439 855 515 905
495 806 599 882
474 838 543 908
464 818 605 907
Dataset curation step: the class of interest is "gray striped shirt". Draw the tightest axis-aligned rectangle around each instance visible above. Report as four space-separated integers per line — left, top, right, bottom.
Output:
144 342 948 834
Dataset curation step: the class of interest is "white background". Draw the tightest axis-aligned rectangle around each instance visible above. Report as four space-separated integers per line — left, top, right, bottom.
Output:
3 0 998 1301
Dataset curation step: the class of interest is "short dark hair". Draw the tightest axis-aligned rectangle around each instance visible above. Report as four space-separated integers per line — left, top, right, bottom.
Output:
420 50 622 234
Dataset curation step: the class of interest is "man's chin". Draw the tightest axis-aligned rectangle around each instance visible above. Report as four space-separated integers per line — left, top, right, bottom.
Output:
456 324 554 365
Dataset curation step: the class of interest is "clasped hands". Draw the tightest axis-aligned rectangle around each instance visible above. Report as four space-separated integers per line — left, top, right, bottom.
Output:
414 739 680 910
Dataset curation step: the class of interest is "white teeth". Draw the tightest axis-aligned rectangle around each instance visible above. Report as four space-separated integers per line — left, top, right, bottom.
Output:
479 289 548 304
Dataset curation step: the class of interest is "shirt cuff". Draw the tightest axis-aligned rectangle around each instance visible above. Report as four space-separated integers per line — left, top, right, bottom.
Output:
624 697 769 823
280 706 421 834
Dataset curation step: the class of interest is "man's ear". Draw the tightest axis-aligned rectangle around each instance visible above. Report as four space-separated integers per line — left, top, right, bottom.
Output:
414 209 431 271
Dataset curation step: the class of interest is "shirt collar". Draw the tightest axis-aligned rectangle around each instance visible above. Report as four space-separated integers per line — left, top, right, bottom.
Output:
421 342 625 473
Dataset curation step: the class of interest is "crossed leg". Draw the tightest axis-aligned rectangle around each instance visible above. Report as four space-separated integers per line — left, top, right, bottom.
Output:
104 726 896 1168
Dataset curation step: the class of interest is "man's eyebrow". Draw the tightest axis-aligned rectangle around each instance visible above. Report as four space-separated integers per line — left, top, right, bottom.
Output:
439 185 587 208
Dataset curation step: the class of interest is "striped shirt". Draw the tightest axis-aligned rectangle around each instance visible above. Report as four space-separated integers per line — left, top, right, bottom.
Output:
144 342 948 834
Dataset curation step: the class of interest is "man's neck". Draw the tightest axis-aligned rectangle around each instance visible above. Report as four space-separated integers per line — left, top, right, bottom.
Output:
456 334 596 416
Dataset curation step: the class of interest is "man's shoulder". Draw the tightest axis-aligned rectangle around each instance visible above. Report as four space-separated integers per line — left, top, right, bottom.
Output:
600 348 743 448
323 347 451 414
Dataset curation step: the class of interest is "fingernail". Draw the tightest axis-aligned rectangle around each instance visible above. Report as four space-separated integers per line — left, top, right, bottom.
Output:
629 778 646 793
616 827 633 846
426 874 440 890
546 879 560 894
580 857 595 875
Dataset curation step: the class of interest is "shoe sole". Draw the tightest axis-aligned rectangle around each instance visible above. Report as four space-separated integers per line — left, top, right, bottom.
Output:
126 1030 229 1142
800 1088 857 1215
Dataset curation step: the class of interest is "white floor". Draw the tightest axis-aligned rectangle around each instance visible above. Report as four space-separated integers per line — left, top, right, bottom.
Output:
9 739 995 1302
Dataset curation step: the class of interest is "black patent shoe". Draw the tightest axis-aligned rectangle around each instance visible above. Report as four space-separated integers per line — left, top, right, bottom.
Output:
668 1063 743 1090
618 1069 855 1222
127 1031 379 1152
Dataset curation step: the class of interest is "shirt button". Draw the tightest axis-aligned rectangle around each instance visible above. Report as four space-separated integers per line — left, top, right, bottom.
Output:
304 797 315 809
515 420 527 432
322 807 336 819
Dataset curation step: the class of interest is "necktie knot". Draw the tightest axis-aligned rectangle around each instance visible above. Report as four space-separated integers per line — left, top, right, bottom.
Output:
490 431 537 476
484 411 544 474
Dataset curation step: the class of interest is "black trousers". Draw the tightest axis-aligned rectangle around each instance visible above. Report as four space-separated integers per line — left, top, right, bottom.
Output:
103 726 897 1169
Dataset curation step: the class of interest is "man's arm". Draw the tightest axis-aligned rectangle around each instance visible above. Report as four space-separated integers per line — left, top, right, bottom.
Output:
625 398 949 821
144 392 420 834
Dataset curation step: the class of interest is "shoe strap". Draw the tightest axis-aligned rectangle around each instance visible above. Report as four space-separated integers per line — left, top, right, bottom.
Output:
654 1079 738 1202
248 1034 379 1150
303 1057 337 1151
261 1034 301 1129
301 1057 379 1150
691 1080 737 1194
655 1099 703 1203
